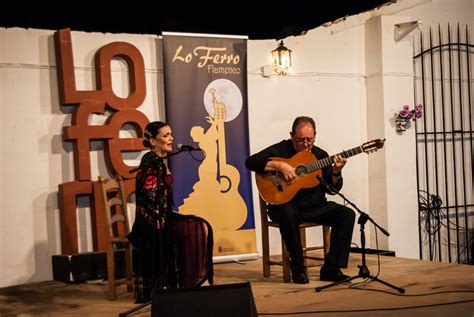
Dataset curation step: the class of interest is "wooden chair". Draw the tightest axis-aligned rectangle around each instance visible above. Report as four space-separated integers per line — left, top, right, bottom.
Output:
259 196 330 282
98 176 133 300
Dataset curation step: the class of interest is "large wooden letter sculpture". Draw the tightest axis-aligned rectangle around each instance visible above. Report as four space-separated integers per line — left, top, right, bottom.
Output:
55 28 149 253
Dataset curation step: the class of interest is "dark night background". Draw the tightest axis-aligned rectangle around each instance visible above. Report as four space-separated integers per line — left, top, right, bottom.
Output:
1 1 394 39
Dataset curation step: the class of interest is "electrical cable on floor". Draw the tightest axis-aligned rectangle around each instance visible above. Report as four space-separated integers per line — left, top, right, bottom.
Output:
346 287 474 297
257 298 474 315
373 223 381 278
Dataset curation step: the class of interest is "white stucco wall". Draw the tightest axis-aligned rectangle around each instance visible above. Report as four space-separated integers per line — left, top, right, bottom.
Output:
1 0 472 287
0 29 163 287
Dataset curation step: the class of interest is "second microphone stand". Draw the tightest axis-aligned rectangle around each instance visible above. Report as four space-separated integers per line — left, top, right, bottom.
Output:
314 176 405 293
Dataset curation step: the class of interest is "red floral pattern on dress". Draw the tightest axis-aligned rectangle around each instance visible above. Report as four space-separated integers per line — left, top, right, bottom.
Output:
134 152 171 229
144 175 157 189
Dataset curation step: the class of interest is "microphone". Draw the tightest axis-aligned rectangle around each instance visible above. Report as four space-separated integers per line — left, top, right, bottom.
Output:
316 175 337 194
129 166 140 174
176 143 201 151
129 144 201 174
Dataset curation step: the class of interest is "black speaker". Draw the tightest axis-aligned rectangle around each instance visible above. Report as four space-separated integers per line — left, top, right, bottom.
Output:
52 250 126 282
151 282 257 317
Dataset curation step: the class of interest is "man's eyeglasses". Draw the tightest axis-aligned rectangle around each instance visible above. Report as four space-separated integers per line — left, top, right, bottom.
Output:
294 137 315 144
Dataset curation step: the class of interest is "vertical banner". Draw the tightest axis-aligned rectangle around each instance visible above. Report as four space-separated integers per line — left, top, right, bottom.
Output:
162 33 256 261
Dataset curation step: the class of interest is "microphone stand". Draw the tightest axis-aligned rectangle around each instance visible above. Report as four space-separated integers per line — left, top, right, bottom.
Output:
314 175 405 294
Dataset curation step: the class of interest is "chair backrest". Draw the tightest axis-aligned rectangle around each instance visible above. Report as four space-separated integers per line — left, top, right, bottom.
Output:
98 176 131 240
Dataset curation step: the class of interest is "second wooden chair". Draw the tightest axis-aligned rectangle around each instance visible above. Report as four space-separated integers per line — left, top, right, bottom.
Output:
98 176 134 300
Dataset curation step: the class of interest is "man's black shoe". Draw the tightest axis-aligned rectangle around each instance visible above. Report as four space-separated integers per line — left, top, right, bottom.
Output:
292 271 309 284
319 266 350 282
291 266 309 284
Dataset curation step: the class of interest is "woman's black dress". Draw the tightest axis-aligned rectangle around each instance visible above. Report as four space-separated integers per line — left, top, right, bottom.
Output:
128 151 213 302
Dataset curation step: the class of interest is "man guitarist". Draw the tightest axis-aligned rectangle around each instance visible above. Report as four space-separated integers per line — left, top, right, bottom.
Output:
245 116 355 284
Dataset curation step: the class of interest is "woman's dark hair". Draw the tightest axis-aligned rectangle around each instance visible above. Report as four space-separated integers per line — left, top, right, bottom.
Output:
143 121 169 148
291 116 316 134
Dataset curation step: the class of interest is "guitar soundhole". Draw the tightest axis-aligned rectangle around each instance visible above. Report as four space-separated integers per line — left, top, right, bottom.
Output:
219 175 231 193
295 166 307 176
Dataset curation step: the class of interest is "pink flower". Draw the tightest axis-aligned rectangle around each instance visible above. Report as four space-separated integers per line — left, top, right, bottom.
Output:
415 104 423 119
399 105 411 118
398 104 423 121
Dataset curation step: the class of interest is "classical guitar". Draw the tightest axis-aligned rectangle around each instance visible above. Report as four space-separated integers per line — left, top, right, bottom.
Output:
255 139 385 205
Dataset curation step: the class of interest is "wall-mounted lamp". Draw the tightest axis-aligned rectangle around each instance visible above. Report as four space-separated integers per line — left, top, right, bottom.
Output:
272 40 292 75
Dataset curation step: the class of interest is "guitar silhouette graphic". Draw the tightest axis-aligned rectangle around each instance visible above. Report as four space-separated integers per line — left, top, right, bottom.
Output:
178 89 247 232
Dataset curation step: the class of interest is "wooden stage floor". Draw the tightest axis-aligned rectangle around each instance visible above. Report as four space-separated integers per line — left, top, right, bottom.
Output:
1 252 473 316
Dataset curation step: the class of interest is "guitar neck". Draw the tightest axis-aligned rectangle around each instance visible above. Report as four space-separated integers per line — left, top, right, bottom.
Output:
217 121 227 165
306 146 363 173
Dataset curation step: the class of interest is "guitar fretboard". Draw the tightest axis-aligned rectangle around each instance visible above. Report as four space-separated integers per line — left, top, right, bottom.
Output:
305 146 363 173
